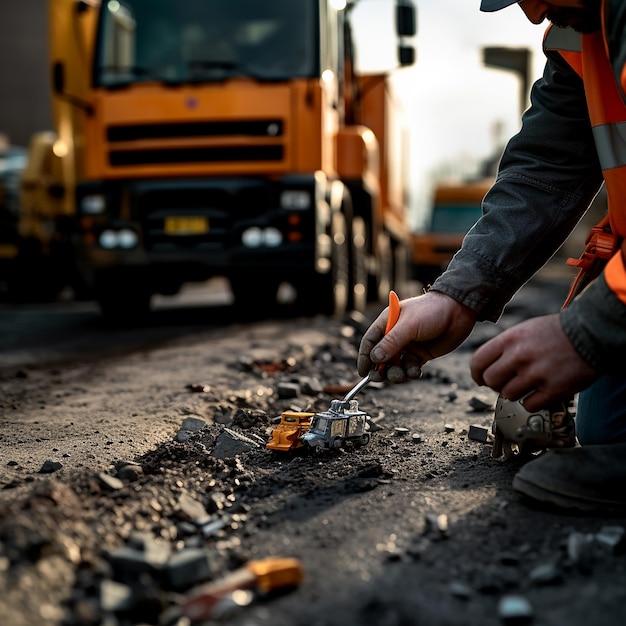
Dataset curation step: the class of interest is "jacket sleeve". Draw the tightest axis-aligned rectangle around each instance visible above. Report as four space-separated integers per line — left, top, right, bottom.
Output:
560 270 626 374
430 48 604 322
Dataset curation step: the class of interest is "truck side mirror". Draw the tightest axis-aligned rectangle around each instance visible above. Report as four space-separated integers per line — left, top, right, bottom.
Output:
52 61 65 95
396 3 417 38
398 45 415 67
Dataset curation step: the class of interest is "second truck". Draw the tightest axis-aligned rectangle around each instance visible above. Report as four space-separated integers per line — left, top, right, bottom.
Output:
18 0 417 319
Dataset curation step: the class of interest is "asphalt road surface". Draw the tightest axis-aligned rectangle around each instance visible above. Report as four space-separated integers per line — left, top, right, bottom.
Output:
1 264 626 626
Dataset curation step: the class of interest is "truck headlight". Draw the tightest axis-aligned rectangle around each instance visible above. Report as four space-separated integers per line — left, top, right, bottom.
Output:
242 227 263 248
99 229 118 249
117 229 138 249
98 228 138 249
242 227 284 248
81 194 106 214
280 190 310 210
263 228 282 247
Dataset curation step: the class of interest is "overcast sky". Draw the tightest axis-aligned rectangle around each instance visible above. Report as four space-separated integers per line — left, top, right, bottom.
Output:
355 0 548 226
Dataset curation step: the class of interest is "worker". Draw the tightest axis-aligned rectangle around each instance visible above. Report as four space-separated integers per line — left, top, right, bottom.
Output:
357 0 626 513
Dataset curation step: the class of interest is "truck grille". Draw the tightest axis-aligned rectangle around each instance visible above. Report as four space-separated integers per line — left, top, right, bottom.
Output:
107 120 284 167
107 120 283 142
110 145 283 166
138 182 273 252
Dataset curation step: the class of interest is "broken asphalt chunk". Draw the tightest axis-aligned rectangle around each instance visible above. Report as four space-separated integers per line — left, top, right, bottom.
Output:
468 424 490 443
165 548 213 590
115 461 143 482
177 493 209 522
277 381 300 398
188 383 211 393
39 460 63 473
212 430 255 459
175 417 208 442
469 396 493 412
528 562 562 586
424 513 448 538
449 581 472 600
100 579 133 613
567 532 595 572
498 594 533 624
97 472 124 491
595 526 626 554
232 408 268 429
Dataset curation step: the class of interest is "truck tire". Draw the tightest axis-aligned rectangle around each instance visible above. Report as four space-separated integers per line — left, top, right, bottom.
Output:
370 231 393 304
392 240 411 298
329 436 343 450
349 216 368 314
297 210 349 318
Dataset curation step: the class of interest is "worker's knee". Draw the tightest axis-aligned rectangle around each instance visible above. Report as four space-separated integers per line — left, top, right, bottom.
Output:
576 375 626 445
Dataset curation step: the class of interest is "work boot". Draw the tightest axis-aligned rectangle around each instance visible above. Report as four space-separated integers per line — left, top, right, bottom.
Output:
512 442 626 513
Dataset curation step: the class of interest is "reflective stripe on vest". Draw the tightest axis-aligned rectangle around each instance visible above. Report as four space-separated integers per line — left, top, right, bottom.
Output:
545 24 626 302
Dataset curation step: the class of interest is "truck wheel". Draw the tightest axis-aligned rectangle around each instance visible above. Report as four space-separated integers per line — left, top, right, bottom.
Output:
297 211 349 318
330 436 343 450
392 241 411 298
349 216 368 314
371 232 393 304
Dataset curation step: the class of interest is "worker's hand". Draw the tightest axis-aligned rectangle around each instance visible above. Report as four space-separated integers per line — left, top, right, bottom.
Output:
357 291 477 383
470 313 598 411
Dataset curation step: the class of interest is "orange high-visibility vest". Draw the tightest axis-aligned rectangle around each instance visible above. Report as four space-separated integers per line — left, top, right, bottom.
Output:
545 21 626 304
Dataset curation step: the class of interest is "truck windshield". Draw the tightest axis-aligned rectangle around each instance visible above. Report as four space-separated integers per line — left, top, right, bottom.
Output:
94 0 317 87
309 417 328 435
430 205 483 234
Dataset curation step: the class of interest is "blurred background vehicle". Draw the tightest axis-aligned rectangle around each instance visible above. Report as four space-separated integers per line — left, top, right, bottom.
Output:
411 178 491 286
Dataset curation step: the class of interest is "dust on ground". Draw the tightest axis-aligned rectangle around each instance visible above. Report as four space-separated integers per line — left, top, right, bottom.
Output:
0 266 625 626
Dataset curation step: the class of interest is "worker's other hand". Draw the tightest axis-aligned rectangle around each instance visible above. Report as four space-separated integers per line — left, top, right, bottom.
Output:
470 313 598 411
357 291 476 383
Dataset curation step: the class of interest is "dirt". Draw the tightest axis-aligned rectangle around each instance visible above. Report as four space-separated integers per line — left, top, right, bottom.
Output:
0 266 625 626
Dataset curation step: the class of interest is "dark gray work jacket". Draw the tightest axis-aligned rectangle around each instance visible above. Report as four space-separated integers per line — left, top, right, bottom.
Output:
431 18 626 374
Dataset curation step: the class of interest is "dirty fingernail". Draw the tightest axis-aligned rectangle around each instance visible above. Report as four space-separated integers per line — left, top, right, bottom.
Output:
371 347 387 362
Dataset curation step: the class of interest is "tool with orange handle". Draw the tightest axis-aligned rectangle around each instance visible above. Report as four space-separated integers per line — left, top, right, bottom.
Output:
343 290 401 402
182 557 303 623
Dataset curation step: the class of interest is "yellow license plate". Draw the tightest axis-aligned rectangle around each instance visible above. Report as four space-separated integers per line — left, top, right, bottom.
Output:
164 216 209 235
0 243 18 259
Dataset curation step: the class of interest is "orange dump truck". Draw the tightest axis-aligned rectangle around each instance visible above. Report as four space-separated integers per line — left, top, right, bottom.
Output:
17 0 417 319
411 178 492 286
266 411 314 452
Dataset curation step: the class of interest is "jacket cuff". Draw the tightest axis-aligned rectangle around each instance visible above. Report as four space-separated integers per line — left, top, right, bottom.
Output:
430 247 519 323
560 273 626 374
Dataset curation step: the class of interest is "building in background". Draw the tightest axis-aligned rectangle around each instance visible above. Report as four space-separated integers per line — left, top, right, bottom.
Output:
0 1 51 147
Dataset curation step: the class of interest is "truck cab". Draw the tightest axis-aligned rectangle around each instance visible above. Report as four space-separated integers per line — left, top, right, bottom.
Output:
25 0 416 320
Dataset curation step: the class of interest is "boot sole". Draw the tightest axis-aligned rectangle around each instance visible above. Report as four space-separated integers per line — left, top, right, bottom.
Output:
513 475 626 514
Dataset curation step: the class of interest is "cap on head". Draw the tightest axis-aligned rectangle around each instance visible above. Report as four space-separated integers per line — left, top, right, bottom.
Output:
480 0 519 11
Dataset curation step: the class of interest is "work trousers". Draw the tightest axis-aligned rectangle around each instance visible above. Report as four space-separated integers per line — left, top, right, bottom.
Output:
576 374 626 444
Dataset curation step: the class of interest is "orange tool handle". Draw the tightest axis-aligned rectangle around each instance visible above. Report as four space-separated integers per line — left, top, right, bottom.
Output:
384 291 401 335
375 290 401 372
